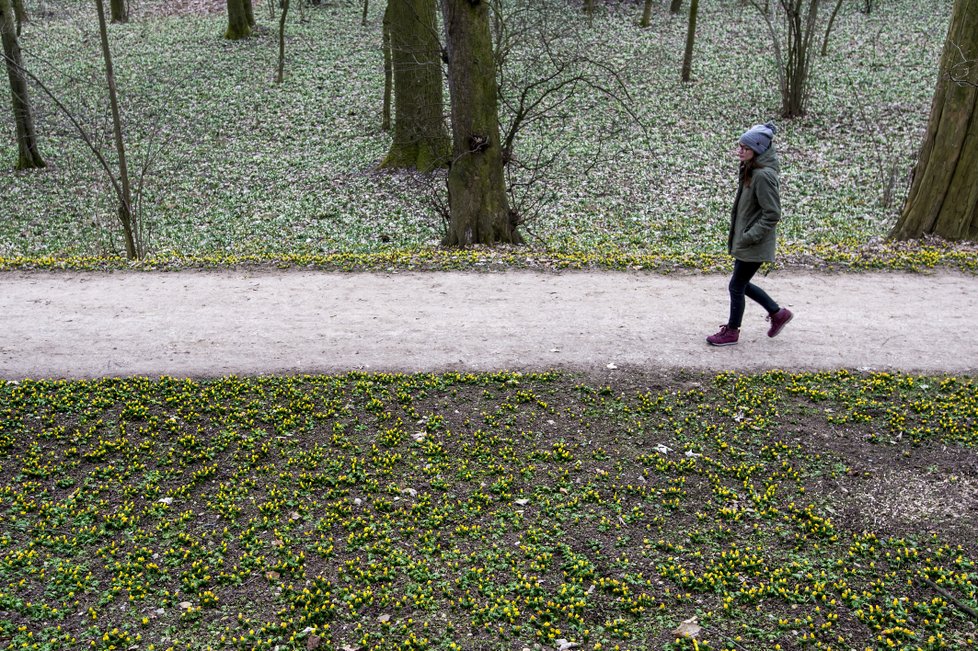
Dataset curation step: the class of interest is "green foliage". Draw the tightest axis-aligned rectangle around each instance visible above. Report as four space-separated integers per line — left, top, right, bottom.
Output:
0 371 976 649
0 1 961 267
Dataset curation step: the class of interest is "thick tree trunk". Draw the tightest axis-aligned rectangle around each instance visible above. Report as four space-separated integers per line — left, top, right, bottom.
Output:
440 0 519 246
640 0 654 28
891 0 978 241
680 0 699 82
110 0 127 23
669 0 682 14
379 0 449 171
226 0 252 39
244 0 256 28
1 0 45 169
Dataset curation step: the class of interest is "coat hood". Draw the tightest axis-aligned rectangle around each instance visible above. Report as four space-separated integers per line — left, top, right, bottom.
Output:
753 145 781 175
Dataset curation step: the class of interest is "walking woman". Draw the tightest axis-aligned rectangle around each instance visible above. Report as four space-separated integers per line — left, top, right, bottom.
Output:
707 122 793 346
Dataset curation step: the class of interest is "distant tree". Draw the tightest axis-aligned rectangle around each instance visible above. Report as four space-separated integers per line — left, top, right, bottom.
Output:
276 0 290 83
680 0 699 82
226 0 254 40
439 0 518 245
0 0 45 169
110 0 128 23
750 0 820 118
669 0 682 14
94 0 138 258
379 0 450 171
362 0 369 26
891 0 978 241
640 0 654 28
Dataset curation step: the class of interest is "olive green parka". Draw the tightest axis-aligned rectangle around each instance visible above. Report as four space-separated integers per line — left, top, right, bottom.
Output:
727 145 781 263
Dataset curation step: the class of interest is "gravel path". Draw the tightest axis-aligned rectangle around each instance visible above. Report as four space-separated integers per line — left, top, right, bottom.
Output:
1 269 975 379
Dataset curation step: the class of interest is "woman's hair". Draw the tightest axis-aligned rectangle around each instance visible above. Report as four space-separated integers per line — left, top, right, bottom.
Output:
739 158 765 186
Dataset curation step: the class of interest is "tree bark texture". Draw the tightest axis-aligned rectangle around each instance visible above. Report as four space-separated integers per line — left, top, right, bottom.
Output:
439 0 519 246
680 0 699 82
640 0 654 28
244 0 256 28
226 0 252 39
1 0 45 169
379 0 449 171
670 0 682 14
110 0 128 23
891 0 978 241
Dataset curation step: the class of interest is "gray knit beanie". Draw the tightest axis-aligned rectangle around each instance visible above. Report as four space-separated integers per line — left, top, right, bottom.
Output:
739 121 777 155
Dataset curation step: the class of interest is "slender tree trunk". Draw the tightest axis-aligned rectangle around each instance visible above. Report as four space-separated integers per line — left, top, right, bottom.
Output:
820 0 844 56
381 6 392 131
276 0 289 83
640 0 654 28
110 0 127 23
680 0 699 82
669 0 682 14
95 0 137 259
362 0 369 26
891 0 978 241
1 0 45 169
12 0 25 35
226 0 252 39
439 0 519 246
379 0 449 171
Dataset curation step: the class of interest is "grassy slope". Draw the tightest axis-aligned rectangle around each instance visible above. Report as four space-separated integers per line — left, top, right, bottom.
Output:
0 0 967 269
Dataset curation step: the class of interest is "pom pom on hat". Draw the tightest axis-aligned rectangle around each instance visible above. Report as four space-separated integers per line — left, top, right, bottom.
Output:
739 121 777 154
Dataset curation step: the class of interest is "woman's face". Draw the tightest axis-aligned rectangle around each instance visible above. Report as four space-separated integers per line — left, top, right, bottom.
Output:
737 143 755 162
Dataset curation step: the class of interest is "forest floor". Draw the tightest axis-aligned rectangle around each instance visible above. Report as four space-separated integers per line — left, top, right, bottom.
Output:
2 268 976 379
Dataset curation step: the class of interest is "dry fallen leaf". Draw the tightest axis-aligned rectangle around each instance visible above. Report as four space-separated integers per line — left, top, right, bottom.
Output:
672 616 702 639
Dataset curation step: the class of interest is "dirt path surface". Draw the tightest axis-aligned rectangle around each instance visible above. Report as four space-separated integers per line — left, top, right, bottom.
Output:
1 269 976 379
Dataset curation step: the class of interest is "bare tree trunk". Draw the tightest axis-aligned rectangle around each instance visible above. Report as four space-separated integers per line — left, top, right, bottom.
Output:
381 6 392 131
680 0 699 82
276 0 289 84
12 0 25 35
362 0 369 26
820 0 844 56
110 0 128 23
1 0 45 169
226 0 252 39
669 0 682 14
752 0 819 118
640 0 654 28
95 0 137 259
379 0 449 171
244 0 256 28
891 0 978 241
440 0 519 246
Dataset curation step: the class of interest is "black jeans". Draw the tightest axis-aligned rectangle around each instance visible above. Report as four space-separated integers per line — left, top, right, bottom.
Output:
728 260 779 329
